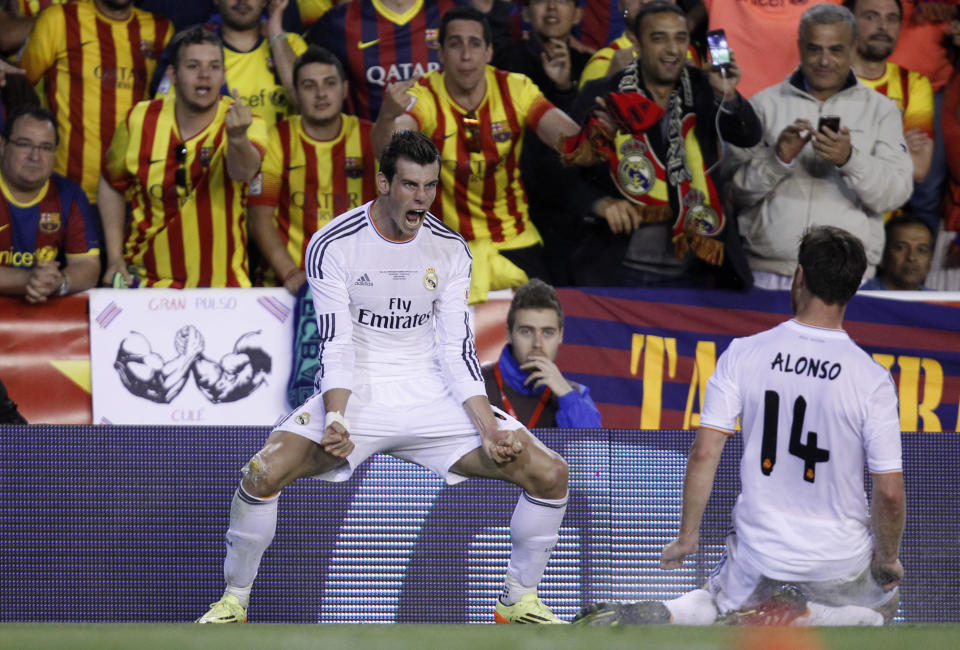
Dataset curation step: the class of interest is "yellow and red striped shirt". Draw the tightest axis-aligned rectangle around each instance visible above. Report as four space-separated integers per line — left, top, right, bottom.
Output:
19 2 172 202
249 113 377 271
858 61 934 137
406 66 553 250
103 95 268 288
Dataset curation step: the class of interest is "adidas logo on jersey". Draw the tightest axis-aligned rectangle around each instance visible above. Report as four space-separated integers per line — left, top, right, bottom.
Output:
354 273 373 286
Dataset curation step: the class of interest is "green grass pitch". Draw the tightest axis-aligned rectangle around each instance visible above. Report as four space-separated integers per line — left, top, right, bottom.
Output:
2 623 960 650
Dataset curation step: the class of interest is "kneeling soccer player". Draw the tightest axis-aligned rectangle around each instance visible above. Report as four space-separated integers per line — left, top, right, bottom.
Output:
197 130 569 625
576 226 905 627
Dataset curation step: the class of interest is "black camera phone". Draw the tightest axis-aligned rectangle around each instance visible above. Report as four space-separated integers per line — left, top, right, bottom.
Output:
706 29 731 69
818 115 841 134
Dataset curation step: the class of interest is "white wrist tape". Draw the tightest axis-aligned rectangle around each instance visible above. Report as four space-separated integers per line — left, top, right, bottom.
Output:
325 410 350 431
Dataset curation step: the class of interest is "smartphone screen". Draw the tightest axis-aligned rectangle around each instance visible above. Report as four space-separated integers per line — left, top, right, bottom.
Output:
818 115 841 134
706 29 731 68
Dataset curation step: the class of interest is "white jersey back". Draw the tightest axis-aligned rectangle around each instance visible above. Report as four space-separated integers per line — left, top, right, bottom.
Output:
700 319 902 581
303 202 484 405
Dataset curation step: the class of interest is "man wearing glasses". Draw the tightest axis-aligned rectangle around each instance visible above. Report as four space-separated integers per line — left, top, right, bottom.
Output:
98 27 267 289
372 6 580 304
0 104 100 302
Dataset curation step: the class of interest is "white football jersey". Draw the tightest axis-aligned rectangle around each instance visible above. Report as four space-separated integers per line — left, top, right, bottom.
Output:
304 202 484 405
700 319 902 581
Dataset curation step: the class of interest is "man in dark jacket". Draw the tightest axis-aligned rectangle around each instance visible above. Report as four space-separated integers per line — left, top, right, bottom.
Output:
568 0 761 289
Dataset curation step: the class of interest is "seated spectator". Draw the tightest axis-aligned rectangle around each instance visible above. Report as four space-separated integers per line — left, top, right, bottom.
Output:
847 0 935 226
99 27 267 288
483 279 601 428
579 0 700 90
569 1 760 289
493 0 591 285
862 213 934 290
0 105 100 302
248 45 378 294
306 0 466 121
728 4 912 289
696 0 841 99
154 0 307 127
372 6 580 303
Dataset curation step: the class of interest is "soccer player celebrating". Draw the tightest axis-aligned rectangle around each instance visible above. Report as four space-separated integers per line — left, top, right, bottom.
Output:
196 130 571 625
576 226 905 627
99 27 267 288
248 45 378 294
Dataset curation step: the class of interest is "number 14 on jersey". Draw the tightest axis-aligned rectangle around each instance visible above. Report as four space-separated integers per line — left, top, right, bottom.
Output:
761 391 830 483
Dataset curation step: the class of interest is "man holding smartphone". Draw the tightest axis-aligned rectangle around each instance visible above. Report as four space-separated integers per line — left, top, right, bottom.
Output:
568 0 761 289
727 3 912 289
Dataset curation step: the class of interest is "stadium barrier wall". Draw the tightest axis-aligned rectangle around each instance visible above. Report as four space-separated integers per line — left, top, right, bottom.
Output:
4 288 960 430
1 426 956 623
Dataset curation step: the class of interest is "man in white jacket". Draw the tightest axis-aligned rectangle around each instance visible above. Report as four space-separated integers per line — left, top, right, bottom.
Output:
728 4 912 290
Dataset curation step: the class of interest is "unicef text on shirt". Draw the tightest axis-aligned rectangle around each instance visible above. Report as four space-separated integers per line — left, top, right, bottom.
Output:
366 62 440 87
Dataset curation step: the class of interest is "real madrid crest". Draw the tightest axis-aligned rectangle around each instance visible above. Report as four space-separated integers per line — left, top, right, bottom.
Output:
295 412 311 426
616 138 655 197
682 192 724 236
423 267 438 291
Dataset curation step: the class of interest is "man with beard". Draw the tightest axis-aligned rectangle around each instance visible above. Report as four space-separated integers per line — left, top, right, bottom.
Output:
154 0 307 127
248 45 378 293
569 0 760 288
18 0 172 207
98 27 267 288
846 0 936 226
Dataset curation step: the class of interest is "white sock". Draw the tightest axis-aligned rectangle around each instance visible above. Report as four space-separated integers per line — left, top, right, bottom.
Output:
664 588 718 625
500 491 567 606
223 483 279 607
794 602 883 626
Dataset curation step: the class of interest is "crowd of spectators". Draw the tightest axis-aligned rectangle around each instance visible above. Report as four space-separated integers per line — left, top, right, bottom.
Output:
1 0 959 302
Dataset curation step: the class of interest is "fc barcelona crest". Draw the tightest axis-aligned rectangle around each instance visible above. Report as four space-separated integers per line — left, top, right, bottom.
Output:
39 212 61 233
199 147 213 168
491 121 512 143
344 157 364 179
425 28 440 50
140 40 157 59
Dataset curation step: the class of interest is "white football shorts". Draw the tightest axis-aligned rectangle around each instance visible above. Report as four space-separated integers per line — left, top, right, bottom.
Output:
274 375 523 485
707 533 898 614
